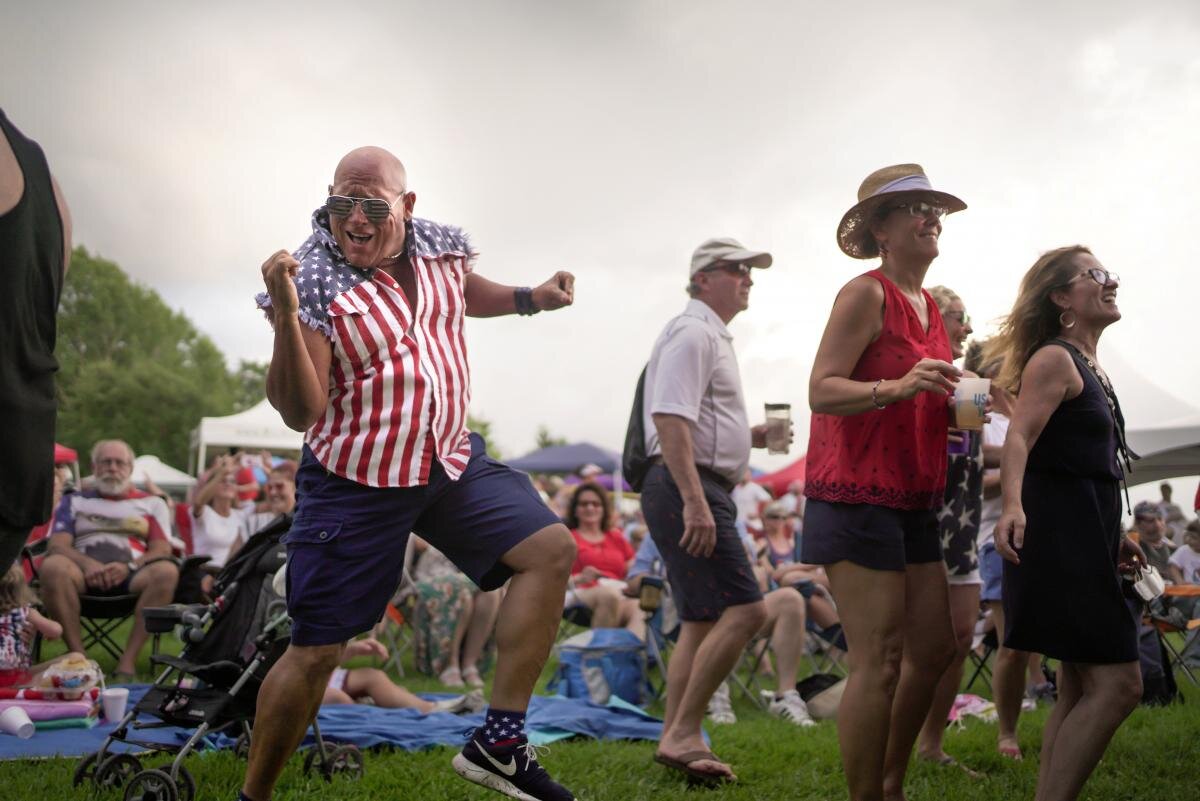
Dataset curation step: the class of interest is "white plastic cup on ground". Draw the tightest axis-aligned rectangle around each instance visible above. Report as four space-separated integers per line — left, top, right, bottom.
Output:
765 403 792 455
101 687 130 722
953 377 990 431
0 706 35 739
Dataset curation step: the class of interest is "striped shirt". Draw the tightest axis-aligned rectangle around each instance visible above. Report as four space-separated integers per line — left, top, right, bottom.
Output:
256 210 477 488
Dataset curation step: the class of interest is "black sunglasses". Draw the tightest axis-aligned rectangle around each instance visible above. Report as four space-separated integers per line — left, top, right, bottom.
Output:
703 262 752 277
325 193 405 223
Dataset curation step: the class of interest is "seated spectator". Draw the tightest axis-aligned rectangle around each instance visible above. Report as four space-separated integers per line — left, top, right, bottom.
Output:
191 455 253 574
625 533 816 727
1167 521 1200 591
411 538 501 689
1133 501 1175 575
758 502 844 645
323 636 484 714
40 439 179 679
227 467 297 562
564 483 644 641
1 564 86 687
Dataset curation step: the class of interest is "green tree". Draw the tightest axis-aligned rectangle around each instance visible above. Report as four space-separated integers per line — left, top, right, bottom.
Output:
55 247 242 468
535 424 568 450
231 359 269 411
468 412 501 460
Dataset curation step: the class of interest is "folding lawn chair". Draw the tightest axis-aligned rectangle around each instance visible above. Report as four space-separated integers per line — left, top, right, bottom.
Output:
373 536 418 676
1146 585 1200 687
22 539 169 664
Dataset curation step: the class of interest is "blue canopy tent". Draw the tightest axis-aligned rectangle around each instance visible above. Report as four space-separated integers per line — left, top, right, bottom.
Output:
506 442 621 474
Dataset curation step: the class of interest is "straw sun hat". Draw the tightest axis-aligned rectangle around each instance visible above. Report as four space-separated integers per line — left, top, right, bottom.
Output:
836 164 966 259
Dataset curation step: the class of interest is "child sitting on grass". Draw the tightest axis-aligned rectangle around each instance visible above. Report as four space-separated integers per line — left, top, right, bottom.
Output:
323 636 485 715
0 564 86 687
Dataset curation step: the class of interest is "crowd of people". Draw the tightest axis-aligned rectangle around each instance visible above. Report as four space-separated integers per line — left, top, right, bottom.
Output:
3 112 1198 801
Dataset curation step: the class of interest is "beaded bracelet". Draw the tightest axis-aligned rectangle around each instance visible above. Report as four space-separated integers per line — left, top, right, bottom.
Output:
871 379 887 410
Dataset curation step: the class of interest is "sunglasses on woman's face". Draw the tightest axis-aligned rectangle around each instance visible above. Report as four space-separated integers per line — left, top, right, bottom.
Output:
577 500 603 508
325 193 405 223
944 310 971 326
887 201 948 221
1065 267 1120 287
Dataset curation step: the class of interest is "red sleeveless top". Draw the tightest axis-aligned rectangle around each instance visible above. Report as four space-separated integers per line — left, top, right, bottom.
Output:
805 269 952 510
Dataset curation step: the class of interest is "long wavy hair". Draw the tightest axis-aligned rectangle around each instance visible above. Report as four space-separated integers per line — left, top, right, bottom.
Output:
0 564 37 614
985 246 1092 391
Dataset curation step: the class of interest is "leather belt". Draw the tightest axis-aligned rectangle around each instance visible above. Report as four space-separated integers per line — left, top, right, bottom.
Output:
648 456 736 493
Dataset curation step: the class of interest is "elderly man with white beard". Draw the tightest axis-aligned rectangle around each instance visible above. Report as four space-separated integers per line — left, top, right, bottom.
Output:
41 439 179 679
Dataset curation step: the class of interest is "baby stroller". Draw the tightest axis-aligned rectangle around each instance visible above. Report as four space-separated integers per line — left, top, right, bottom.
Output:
72 515 364 801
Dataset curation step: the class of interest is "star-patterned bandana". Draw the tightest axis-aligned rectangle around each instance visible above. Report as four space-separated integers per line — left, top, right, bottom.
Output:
255 208 476 336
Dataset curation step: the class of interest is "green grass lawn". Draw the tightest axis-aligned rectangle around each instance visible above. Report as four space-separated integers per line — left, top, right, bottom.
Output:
4 622 1198 800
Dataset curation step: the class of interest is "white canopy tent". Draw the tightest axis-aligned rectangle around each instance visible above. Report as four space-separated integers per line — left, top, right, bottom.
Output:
1101 346 1200 487
189 399 304 475
132 454 197 495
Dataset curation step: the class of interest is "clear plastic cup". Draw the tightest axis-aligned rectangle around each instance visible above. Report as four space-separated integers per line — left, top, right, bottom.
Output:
0 706 35 739
101 687 130 722
764 403 791 455
953 377 990 431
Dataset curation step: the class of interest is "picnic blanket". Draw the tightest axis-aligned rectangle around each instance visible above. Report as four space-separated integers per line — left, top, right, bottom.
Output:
0 685 664 760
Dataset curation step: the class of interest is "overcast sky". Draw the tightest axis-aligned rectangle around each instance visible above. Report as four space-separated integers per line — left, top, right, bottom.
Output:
4 1 1197 502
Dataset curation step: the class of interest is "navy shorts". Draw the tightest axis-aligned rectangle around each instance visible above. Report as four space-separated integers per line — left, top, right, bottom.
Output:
285 434 561 646
801 498 941 572
639 463 763 622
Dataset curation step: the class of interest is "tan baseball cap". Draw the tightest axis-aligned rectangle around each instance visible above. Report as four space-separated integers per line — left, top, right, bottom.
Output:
689 237 773 278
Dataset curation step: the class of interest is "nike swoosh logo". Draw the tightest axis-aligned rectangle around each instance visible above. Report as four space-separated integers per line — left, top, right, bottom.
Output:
476 740 517 776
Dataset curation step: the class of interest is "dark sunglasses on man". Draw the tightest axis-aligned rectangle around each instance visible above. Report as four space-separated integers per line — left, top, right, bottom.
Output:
703 262 752 277
325 193 405 223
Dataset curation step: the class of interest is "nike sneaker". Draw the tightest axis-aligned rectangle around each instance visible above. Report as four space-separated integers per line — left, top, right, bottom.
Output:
452 731 575 801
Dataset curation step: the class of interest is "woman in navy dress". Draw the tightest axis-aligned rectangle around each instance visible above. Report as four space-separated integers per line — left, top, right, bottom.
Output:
990 245 1145 801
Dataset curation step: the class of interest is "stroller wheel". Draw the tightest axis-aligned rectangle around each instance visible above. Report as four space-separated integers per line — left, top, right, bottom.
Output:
96 753 144 790
302 742 333 777
72 752 100 787
154 764 195 801
323 744 365 781
123 768 178 801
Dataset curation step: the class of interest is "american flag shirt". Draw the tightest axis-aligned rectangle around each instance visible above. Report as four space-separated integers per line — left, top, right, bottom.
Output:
256 209 477 487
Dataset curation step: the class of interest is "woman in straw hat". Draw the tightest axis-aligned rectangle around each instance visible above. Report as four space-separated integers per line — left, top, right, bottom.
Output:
803 164 965 801
988 246 1144 801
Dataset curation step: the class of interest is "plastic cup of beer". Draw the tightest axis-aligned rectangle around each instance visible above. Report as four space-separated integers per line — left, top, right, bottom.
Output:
953 377 990 431
765 403 791 455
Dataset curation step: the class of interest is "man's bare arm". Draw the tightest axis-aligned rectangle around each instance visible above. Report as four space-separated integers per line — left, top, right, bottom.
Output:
463 271 574 317
47 531 101 573
261 250 332 431
652 413 717 557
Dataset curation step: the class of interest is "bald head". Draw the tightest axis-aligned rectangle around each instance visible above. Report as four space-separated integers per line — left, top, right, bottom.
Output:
333 146 407 195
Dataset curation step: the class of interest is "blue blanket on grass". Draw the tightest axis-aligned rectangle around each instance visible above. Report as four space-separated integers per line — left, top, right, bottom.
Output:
0 686 663 760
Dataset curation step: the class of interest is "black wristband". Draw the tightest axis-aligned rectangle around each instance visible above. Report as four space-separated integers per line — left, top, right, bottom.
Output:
514 286 540 316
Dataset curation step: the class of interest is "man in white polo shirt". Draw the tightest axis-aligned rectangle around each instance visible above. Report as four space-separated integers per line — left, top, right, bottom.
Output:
642 237 789 785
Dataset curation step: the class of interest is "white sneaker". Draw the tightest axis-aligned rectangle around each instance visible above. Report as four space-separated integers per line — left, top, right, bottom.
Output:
706 681 737 725
767 689 816 727
432 690 486 714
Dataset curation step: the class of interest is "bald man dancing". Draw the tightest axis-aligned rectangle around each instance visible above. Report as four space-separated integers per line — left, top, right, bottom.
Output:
243 147 578 801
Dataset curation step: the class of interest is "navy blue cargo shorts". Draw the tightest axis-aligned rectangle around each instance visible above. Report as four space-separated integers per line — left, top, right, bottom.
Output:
285 434 561 646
